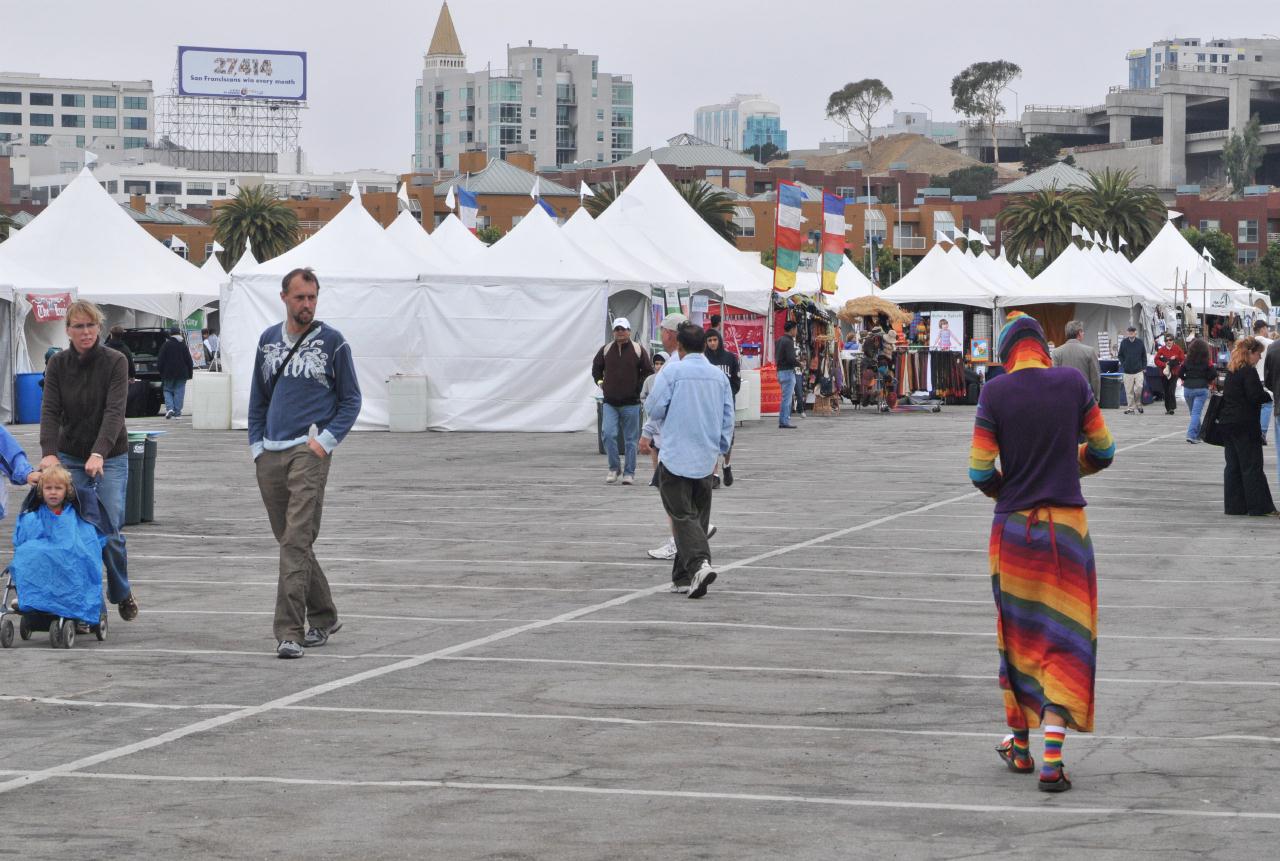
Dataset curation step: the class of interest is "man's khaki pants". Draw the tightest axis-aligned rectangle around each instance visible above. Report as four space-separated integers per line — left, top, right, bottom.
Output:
1123 372 1144 410
256 444 338 644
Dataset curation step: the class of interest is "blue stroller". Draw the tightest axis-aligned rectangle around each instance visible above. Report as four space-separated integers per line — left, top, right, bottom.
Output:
0 483 111 649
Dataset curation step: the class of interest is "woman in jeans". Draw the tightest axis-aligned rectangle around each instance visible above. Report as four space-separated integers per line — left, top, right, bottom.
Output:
1217 337 1277 517
38 300 138 620
1180 337 1217 443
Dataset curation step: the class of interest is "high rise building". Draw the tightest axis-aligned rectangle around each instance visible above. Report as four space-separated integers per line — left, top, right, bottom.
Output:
694 95 786 154
414 2 634 171
1126 36 1276 89
0 72 154 152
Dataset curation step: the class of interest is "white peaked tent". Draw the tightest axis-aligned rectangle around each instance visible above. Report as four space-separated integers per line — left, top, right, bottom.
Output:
0 168 216 318
785 258 877 307
230 239 258 275
200 252 229 289
462 204 634 281
221 190 428 432
0 258 76 421
598 160 765 313
430 213 487 262
385 210 457 271
1134 220 1261 317
562 208 682 283
879 244 1003 308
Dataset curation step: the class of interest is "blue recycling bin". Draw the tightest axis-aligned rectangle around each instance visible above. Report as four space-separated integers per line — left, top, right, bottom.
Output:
15 372 43 424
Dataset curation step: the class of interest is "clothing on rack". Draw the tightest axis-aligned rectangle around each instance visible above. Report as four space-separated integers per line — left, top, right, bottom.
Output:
930 351 967 398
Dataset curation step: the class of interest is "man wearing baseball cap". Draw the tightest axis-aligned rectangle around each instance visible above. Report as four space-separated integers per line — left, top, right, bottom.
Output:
591 316 654 484
1117 326 1147 415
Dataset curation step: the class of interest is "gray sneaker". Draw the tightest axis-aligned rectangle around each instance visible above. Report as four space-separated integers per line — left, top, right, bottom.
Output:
688 562 717 599
277 640 305 659
304 619 343 648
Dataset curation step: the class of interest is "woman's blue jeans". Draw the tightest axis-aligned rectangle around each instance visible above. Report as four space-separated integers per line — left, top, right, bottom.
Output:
59 451 130 604
1184 387 1209 441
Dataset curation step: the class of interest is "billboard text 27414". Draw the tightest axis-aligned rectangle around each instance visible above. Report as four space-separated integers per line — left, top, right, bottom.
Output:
177 47 307 100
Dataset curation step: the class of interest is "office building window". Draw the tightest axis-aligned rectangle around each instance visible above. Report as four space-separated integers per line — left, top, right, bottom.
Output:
187 183 213 196
106 181 118 193
534 57 543 77
93 115 116 129
61 114 84 127
155 181 182 195
124 96 147 110
1239 219 1259 244
596 130 604 141
62 94 85 107
92 94 116 108
597 109 604 121
529 129 536 140
1199 218 1220 232
31 113 58 127
529 106 537 118
30 133 50 145
864 209 887 243
933 211 956 237
733 206 756 237
123 136 146 148
217 184 227 195
0 92 19 105
75 135 84 148
0 112 20 125
29 92 53 106
980 218 997 241
125 116 147 130
591 59 598 79
705 168 723 179
442 111 451 123
1238 249 1258 265
123 179 151 194
729 169 746 178
536 84 543 98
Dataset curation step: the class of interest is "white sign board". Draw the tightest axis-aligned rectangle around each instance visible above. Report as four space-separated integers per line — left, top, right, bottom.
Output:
178 46 307 100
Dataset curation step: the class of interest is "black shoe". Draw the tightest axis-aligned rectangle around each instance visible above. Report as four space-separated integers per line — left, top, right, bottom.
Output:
648 470 659 488
722 465 734 486
118 593 138 621
1138 407 1144 414
711 475 721 489
779 424 798 429
304 619 342 648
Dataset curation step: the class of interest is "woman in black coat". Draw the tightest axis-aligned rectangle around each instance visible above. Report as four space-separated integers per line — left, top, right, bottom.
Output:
1217 336 1278 516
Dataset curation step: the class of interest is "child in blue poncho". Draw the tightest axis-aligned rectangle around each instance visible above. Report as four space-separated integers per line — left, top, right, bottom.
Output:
9 465 107 626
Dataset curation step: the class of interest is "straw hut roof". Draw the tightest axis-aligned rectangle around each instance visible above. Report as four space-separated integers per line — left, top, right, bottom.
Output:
837 295 912 325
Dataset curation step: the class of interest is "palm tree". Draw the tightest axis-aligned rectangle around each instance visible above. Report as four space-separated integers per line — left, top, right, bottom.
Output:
582 178 626 218
212 185 300 264
676 180 740 243
1000 187 1091 265
1076 167 1166 258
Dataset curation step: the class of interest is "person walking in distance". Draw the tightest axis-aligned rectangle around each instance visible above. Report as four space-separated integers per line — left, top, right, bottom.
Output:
1217 337 1277 517
157 325 194 419
1264 335 1280 472
1180 337 1217 443
249 268 362 659
1116 326 1147 414
1153 334 1185 416
642 315 716 563
703 328 741 487
1251 320 1273 443
971 312 1115 793
640 323 734 599
1051 320 1100 401
591 317 654 485
776 320 799 428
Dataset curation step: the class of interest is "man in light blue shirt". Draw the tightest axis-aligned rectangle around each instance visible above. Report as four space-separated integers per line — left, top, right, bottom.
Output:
639 323 735 599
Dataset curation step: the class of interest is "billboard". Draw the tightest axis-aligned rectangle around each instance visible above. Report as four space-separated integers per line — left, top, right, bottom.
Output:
177 46 307 100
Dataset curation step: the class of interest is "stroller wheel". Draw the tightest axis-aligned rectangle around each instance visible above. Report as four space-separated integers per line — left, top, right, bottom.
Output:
60 619 75 649
49 620 62 648
18 615 31 641
0 617 13 649
96 612 108 643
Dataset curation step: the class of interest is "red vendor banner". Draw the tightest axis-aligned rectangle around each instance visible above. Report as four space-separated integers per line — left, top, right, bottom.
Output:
26 292 72 323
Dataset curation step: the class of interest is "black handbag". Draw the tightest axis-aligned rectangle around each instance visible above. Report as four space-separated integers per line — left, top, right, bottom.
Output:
1198 392 1226 446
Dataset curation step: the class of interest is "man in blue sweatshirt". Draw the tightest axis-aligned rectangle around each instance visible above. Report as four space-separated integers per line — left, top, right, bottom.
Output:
248 267 362 659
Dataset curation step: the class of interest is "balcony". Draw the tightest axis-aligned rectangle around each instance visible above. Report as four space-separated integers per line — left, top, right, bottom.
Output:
893 235 926 250
1268 233 1280 246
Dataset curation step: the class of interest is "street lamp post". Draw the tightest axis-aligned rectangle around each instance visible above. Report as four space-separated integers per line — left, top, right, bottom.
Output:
1004 86 1020 119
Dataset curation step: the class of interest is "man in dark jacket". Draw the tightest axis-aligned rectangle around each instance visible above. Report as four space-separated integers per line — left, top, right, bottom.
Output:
1116 326 1147 415
775 320 799 429
156 326 194 419
591 317 654 485
704 328 740 487
105 326 136 380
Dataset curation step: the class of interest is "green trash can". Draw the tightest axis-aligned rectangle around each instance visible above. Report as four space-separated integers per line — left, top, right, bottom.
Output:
125 437 145 526
141 436 158 522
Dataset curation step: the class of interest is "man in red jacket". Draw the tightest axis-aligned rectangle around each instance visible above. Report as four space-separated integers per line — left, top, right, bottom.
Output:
1154 335 1186 416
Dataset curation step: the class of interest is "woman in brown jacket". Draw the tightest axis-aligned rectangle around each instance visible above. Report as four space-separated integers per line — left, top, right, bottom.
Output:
38 300 138 620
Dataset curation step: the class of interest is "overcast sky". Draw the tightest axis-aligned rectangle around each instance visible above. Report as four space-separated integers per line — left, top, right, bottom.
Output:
6 0 1271 172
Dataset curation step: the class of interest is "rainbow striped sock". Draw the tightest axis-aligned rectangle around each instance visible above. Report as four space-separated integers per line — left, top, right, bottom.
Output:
1041 726 1066 779
1011 730 1030 763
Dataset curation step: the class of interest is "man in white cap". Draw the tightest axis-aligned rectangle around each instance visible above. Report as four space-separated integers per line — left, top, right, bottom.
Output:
591 316 654 484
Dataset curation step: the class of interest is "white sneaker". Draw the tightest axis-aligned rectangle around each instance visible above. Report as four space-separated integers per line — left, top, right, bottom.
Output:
667 583 689 594
605 470 619 484
647 538 677 559
688 562 717 599
707 524 717 540
621 474 634 485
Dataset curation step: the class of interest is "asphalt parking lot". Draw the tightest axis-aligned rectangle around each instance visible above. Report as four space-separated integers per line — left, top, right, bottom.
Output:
0 404 1275 860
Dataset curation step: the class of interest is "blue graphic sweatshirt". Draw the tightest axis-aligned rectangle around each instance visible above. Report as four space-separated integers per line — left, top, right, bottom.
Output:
247 322 362 460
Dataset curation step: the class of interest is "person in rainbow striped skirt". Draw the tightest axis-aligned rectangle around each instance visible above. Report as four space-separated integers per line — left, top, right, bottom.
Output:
968 312 1116 793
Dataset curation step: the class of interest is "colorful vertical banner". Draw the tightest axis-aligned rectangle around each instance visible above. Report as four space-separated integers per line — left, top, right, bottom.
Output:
773 181 804 293
457 187 479 233
820 191 845 295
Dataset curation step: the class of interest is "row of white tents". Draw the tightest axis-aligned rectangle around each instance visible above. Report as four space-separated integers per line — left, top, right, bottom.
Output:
0 158 1268 427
